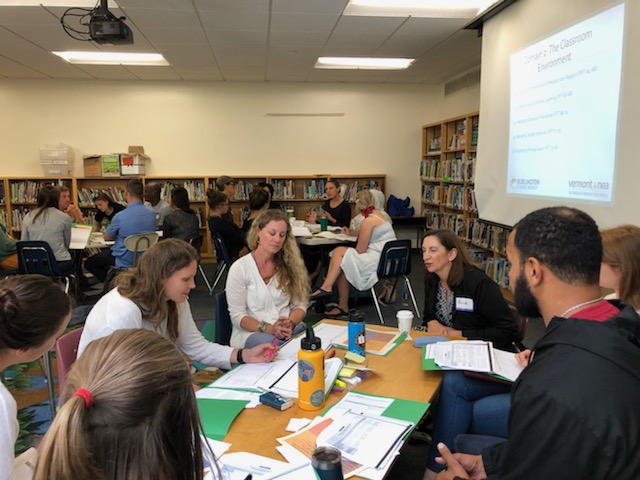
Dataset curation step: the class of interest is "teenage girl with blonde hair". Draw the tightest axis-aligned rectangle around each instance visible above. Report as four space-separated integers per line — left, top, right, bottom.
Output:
226 209 310 348
78 238 276 367
34 329 221 480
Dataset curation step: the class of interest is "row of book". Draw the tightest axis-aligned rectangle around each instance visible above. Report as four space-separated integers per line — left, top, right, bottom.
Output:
160 180 206 202
447 119 467 150
341 180 381 203
232 180 259 201
77 187 127 208
0 209 6 227
424 185 476 212
9 180 67 204
424 212 467 237
10 207 31 232
469 220 511 255
420 155 475 183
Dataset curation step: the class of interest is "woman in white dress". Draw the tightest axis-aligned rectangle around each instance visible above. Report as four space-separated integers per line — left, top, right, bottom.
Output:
311 191 396 317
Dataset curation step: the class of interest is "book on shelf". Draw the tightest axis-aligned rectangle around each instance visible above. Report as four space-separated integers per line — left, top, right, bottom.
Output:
428 136 441 153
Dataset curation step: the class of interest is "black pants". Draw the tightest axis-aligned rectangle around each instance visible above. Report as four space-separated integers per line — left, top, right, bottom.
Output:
84 249 116 283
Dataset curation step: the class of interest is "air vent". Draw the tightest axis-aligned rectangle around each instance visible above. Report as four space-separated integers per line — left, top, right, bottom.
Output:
444 69 481 96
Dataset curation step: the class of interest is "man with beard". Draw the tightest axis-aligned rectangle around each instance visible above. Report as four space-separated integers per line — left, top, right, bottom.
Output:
431 206 640 480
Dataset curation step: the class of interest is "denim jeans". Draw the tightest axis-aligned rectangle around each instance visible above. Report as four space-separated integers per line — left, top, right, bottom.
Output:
426 371 511 472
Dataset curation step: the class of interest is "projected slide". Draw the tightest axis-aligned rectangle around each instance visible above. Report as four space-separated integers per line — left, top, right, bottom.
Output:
507 4 624 202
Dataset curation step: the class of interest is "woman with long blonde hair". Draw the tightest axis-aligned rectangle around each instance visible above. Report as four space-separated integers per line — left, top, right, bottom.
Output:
34 329 221 480
226 209 309 348
78 239 276 367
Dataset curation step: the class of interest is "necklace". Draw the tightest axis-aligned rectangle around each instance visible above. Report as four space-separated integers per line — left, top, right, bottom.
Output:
560 297 603 318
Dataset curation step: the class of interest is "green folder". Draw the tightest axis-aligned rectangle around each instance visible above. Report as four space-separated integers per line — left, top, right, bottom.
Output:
196 398 248 441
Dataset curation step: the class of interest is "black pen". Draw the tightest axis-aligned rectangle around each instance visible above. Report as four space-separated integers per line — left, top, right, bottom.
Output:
243 475 253 480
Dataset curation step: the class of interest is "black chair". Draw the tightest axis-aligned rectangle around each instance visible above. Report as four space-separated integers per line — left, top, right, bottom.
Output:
214 291 232 345
210 232 232 295
187 235 213 292
367 239 421 324
17 240 75 294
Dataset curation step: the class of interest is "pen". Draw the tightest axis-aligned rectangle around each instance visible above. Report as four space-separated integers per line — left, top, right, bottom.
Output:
268 338 278 358
243 475 253 480
512 342 522 353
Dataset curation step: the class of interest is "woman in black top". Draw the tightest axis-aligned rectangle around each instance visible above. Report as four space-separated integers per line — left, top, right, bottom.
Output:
163 187 200 241
306 180 351 228
92 191 125 232
421 229 519 350
207 189 246 260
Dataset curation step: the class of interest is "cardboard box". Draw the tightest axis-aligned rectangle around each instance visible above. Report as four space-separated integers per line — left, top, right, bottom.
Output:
83 155 102 177
101 154 121 177
120 153 146 175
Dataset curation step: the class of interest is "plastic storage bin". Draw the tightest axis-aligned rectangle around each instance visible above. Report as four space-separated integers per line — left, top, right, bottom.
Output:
40 143 74 176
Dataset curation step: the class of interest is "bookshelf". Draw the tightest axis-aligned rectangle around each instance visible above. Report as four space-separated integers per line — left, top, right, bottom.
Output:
5 177 72 235
420 113 512 300
0 173 386 260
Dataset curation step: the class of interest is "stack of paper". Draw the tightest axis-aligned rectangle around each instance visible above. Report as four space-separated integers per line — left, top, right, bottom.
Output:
423 340 524 382
335 328 405 356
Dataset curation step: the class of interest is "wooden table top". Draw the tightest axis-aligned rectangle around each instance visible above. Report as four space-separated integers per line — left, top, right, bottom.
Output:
222 321 458 477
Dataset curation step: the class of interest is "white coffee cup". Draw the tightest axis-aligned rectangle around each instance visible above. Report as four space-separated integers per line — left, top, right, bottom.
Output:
396 310 414 338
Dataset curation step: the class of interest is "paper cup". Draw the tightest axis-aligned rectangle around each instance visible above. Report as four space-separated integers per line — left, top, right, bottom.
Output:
396 310 414 338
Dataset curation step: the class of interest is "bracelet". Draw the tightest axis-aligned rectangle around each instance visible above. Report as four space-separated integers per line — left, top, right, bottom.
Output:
258 321 267 333
237 349 245 364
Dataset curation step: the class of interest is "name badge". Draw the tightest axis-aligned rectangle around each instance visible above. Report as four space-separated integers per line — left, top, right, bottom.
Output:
456 297 474 312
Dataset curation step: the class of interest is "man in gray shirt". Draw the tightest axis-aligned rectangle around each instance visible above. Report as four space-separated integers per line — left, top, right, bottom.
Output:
143 182 172 229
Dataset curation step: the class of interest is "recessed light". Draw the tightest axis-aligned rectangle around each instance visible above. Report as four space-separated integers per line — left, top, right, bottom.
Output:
52 51 169 66
315 57 414 70
344 0 500 18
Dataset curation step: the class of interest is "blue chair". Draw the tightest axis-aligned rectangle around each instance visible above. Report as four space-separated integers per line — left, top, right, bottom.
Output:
17 240 75 294
214 291 232 345
369 239 421 324
210 232 233 295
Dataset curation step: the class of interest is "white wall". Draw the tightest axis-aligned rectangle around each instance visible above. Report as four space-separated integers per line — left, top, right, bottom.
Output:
0 79 479 206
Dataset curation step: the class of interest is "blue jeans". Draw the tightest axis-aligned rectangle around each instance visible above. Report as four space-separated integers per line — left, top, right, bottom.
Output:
426 371 511 472
245 322 306 348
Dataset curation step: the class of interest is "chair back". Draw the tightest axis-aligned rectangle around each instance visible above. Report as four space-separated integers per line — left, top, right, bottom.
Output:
16 240 61 276
214 291 232 345
211 232 232 264
187 235 203 261
376 239 412 278
55 326 84 403
124 232 159 266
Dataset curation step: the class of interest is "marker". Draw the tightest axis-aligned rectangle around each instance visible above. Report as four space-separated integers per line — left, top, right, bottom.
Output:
268 338 278 358
512 342 522 353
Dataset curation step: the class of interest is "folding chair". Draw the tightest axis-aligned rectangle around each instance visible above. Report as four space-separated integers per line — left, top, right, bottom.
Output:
187 235 213 292
210 232 232 294
368 239 421 324
123 231 159 266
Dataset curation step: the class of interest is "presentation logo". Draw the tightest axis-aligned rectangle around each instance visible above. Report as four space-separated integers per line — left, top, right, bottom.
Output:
510 177 541 190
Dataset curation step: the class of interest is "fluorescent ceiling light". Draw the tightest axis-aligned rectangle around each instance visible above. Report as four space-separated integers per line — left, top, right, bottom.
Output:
315 57 414 70
344 0 500 18
0 0 117 6
53 51 169 66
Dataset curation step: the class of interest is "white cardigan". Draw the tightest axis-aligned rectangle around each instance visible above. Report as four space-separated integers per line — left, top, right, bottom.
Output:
78 288 234 369
226 254 307 349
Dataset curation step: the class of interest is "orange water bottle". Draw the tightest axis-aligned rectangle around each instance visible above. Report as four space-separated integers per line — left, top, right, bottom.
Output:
298 325 325 411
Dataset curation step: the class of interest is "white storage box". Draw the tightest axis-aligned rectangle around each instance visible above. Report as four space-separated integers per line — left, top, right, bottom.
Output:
120 153 148 176
40 143 74 177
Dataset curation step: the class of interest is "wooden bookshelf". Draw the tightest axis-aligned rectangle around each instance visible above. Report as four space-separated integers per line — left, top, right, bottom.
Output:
0 173 386 261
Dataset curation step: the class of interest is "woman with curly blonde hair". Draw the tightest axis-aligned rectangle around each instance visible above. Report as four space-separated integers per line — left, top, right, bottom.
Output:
226 209 309 348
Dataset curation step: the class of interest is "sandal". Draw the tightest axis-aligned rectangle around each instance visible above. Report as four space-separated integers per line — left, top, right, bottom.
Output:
324 307 349 318
311 288 333 300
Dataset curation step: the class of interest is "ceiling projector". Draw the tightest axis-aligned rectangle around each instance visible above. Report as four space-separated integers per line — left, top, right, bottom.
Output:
60 0 133 45
88 1 133 45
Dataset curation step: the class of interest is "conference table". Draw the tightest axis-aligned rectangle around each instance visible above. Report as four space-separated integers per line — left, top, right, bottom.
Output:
220 320 460 479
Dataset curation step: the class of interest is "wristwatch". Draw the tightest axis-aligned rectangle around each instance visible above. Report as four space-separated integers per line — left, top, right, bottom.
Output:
258 321 267 333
